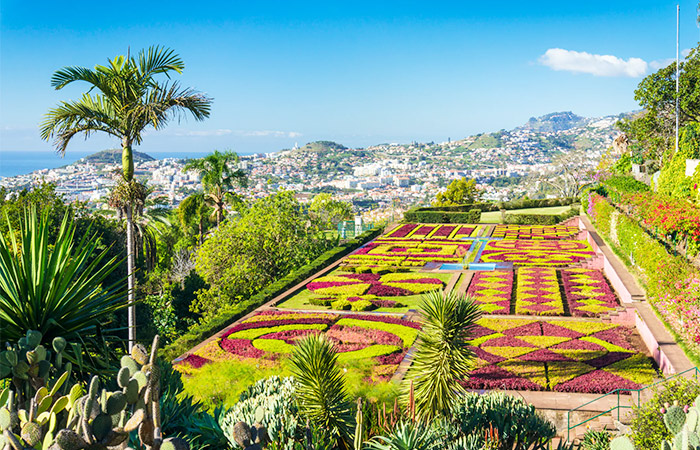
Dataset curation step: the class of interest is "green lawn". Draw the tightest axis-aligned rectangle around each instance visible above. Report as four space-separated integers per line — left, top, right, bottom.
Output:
480 206 573 223
275 271 453 313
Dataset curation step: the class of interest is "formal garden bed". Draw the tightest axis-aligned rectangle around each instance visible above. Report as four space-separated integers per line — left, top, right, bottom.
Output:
478 239 596 266
385 223 482 240
178 311 420 382
465 318 657 393
276 269 453 311
343 238 472 267
491 224 580 240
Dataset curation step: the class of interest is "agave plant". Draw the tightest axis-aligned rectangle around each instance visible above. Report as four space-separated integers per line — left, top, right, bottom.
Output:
0 208 126 343
401 290 482 421
289 334 354 447
366 421 436 450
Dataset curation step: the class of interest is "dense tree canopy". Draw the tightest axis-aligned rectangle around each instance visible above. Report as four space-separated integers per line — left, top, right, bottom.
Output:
433 178 480 206
193 191 334 317
618 44 700 161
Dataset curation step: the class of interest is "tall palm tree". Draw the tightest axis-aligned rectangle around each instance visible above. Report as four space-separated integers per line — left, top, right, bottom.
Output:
40 46 212 349
183 150 248 225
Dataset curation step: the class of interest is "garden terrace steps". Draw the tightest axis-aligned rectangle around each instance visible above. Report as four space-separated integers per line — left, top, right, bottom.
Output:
444 272 462 293
455 271 474 295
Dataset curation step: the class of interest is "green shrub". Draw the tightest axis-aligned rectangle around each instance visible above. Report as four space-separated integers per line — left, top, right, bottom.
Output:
350 300 375 312
162 226 384 360
503 207 579 225
355 266 373 274
371 267 390 275
309 297 334 306
630 377 700 450
331 299 352 310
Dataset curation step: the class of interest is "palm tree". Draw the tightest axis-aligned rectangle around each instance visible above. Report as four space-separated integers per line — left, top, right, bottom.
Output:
401 290 482 421
177 193 213 245
183 150 248 225
40 46 212 349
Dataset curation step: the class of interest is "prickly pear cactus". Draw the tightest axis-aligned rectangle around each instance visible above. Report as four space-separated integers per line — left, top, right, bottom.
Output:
0 330 73 408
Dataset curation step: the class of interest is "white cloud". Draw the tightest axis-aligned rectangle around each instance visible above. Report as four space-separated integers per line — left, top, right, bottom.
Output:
539 48 648 77
650 48 692 70
176 129 233 137
237 130 302 138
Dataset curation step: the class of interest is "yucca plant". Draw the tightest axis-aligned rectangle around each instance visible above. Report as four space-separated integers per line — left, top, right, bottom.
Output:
0 208 126 343
289 334 355 448
401 290 482 421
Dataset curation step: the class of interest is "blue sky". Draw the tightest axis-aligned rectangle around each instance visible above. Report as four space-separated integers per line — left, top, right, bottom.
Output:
1 0 699 156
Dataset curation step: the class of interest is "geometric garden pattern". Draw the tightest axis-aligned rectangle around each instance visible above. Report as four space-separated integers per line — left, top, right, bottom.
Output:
465 318 656 394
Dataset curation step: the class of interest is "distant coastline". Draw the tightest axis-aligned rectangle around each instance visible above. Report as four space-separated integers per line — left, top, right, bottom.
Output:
0 150 258 179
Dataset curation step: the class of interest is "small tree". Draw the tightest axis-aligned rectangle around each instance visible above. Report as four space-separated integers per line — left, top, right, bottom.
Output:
309 193 353 229
433 178 481 206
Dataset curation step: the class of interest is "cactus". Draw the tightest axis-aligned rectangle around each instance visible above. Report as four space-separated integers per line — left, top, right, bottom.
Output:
0 334 180 450
354 398 364 450
610 436 635 450
666 405 688 435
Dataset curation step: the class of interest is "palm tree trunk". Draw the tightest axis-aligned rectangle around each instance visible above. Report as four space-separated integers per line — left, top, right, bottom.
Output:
126 204 136 351
123 138 136 350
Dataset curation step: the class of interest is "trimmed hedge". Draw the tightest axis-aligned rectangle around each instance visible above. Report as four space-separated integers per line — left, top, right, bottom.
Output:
404 198 577 222
403 208 482 223
503 206 580 225
161 226 385 360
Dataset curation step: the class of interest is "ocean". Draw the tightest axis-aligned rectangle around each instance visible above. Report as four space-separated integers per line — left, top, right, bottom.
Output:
0 150 245 178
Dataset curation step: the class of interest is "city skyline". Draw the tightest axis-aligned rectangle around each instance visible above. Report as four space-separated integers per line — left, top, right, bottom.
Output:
1 0 699 157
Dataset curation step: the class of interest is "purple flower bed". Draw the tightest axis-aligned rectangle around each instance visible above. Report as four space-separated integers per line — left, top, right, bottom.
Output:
553 370 641 394
344 273 382 282
561 269 619 317
366 284 413 296
376 350 406 365
327 324 404 347
413 225 435 236
181 354 210 369
352 243 380 255
550 339 603 351
389 224 419 238
519 348 571 362
262 328 321 344
219 338 266 359
432 225 456 237
472 346 506 364
392 278 444 284
591 328 634 351
464 366 544 391
480 335 536 348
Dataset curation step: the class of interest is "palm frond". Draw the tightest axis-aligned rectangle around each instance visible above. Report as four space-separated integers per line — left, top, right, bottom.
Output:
289 334 354 445
40 94 121 154
401 290 483 421
50 66 106 90
136 45 185 79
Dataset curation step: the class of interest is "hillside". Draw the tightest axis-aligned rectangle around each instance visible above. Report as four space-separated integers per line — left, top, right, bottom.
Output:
520 111 588 133
83 149 155 164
